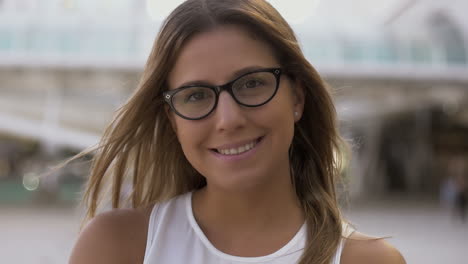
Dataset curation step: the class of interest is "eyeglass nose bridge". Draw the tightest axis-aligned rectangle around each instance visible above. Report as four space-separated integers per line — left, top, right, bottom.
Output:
214 78 237 95
212 78 242 105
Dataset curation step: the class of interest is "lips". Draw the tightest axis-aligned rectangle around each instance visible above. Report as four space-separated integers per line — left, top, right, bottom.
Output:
211 136 263 156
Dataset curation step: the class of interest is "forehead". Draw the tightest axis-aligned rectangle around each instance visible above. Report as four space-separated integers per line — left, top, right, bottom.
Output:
168 25 278 89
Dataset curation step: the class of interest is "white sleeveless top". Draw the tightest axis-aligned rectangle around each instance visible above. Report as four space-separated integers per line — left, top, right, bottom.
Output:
143 192 354 264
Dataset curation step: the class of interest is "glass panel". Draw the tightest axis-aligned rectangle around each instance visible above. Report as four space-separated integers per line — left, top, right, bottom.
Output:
0 29 12 51
410 40 432 65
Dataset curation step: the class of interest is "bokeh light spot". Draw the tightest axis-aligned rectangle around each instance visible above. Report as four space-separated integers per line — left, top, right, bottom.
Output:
23 173 40 191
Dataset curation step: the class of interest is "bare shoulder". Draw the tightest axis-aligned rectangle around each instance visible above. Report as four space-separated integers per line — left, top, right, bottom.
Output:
68 206 153 264
340 231 406 264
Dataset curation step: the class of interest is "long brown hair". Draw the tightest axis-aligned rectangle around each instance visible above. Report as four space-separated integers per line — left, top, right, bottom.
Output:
77 0 348 263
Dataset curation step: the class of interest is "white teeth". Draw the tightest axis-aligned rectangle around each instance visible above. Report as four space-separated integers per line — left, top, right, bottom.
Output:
218 141 256 155
239 146 245 153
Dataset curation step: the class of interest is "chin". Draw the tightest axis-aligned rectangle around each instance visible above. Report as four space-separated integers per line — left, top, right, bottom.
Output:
207 169 273 193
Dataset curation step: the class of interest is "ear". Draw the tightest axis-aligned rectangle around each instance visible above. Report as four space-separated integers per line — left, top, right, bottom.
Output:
165 105 178 133
292 81 305 122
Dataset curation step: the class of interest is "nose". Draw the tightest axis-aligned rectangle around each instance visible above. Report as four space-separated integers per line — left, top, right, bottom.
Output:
213 91 247 132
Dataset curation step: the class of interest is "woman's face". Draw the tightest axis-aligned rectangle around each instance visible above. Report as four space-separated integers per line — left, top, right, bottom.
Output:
167 25 304 192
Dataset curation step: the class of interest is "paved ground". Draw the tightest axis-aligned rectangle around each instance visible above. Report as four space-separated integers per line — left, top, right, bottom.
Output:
1 197 467 264
343 197 468 264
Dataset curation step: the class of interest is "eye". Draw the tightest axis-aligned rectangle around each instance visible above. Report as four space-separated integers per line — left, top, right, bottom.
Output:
243 79 263 89
185 90 212 102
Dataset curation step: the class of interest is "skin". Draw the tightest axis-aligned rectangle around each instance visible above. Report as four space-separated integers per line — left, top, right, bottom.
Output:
69 25 406 264
166 25 305 256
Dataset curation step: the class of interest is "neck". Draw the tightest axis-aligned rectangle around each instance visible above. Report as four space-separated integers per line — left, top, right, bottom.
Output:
192 179 304 234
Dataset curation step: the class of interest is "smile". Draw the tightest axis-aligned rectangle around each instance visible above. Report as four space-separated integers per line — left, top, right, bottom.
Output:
213 137 263 156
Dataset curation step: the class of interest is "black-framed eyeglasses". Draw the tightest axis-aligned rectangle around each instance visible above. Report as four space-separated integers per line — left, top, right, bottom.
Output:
163 68 282 120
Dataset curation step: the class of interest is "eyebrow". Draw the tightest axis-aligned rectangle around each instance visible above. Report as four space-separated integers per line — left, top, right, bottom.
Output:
175 65 269 88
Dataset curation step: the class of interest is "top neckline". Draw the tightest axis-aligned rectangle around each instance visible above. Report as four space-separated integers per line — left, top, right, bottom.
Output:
184 191 307 263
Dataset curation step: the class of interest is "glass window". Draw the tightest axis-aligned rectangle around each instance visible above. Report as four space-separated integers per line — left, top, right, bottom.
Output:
0 29 13 51
428 11 467 65
410 40 432 65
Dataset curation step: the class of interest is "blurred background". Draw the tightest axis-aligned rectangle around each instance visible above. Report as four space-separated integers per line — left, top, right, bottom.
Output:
0 0 467 263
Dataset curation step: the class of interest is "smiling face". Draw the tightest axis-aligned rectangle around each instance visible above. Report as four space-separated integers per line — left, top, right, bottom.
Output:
167 25 304 192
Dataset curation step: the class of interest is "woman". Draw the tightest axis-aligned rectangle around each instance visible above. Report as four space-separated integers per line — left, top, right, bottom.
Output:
69 0 405 263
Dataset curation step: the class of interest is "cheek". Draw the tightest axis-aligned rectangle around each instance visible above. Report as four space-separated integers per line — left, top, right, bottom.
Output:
264 91 296 142
265 89 296 125
174 123 212 177
174 121 208 154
